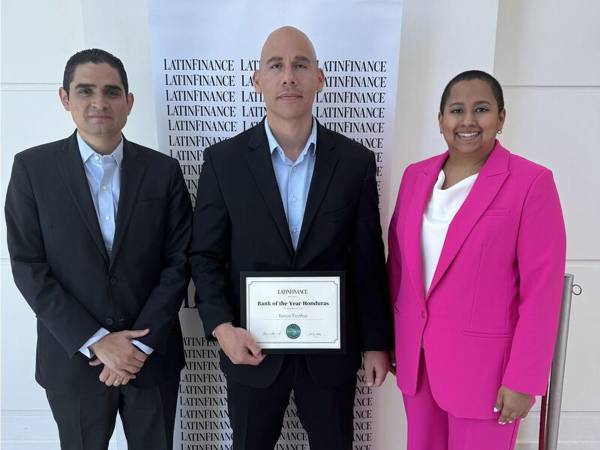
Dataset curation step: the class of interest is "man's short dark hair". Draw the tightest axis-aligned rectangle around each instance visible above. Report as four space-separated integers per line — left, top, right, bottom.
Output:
440 70 504 113
63 49 129 94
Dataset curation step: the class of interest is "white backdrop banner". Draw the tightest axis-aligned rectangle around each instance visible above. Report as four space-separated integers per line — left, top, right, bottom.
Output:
148 1 403 448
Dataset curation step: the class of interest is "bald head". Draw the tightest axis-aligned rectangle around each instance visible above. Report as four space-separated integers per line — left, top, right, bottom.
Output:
253 26 324 128
260 26 318 68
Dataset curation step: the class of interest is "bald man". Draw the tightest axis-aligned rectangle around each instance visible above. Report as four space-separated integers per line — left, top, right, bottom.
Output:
190 27 393 450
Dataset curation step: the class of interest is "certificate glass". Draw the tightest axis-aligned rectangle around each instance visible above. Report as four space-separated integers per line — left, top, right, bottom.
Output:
241 271 345 353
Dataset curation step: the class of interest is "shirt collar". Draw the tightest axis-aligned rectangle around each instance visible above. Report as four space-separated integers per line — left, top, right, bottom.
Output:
77 132 124 167
264 117 317 157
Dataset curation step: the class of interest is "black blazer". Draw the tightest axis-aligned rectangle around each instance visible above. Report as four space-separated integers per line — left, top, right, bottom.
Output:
5 132 192 393
190 121 393 388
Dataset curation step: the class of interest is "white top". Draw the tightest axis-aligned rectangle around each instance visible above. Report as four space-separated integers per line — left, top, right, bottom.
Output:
422 170 478 293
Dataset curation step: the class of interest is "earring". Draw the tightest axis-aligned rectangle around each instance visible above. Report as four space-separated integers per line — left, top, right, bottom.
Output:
497 130 503 134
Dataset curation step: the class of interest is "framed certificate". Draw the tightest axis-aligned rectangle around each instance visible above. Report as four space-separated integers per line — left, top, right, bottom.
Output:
240 271 346 353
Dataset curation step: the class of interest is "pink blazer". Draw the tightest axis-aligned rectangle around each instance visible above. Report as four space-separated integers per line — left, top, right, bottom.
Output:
388 141 566 419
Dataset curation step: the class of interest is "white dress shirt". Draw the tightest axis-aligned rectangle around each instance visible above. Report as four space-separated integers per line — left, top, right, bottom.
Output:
421 170 478 293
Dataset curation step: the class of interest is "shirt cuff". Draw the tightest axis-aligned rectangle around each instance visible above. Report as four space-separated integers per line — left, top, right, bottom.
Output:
132 339 154 355
79 328 110 359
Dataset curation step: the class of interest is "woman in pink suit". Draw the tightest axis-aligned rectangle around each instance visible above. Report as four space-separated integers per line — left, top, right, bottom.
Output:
388 70 566 450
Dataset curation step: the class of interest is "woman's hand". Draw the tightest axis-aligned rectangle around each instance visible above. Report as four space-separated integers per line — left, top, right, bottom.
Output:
495 385 533 424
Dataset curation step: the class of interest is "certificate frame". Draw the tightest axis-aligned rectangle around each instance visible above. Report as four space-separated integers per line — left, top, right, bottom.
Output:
240 271 346 354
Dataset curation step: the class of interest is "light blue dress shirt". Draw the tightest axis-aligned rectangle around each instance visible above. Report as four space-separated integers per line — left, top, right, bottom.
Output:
265 118 317 250
77 133 122 255
76 134 153 358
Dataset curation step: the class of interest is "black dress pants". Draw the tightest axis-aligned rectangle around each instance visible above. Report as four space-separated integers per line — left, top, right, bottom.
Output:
227 355 357 450
46 375 179 450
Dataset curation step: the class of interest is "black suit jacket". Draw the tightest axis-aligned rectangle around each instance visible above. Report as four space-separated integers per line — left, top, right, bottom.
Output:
191 121 393 388
5 132 192 393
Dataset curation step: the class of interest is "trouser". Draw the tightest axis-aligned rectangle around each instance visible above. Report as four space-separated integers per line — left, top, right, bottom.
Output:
226 355 357 450
46 375 179 450
403 352 520 450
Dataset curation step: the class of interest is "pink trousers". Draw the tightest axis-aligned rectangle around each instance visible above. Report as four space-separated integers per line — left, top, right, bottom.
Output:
402 353 520 450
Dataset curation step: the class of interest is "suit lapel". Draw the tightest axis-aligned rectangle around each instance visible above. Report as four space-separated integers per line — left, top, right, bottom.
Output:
296 124 338 252
245 123 294 256
57 133 109 264
401 153 447 302
427 143 510 297
110 139 146 266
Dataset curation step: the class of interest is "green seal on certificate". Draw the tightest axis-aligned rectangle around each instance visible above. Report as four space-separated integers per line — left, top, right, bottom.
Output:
286 324 301 339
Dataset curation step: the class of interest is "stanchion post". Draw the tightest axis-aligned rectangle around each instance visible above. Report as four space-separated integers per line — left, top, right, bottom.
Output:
539 390 547 450
544 273 576 450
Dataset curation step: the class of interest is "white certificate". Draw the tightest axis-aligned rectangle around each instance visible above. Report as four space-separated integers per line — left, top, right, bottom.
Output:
241 272 345 352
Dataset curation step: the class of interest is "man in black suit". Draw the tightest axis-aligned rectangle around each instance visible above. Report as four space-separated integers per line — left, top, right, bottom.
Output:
5 49 191 450
191 27 393 450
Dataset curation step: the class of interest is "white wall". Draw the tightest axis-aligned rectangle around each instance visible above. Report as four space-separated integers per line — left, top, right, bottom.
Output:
1 0 598 449
493 1 600 448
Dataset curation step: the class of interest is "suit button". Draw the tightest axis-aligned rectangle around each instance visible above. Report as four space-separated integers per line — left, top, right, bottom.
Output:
118 318 126 325
106 317 114 326
110 277 117 285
